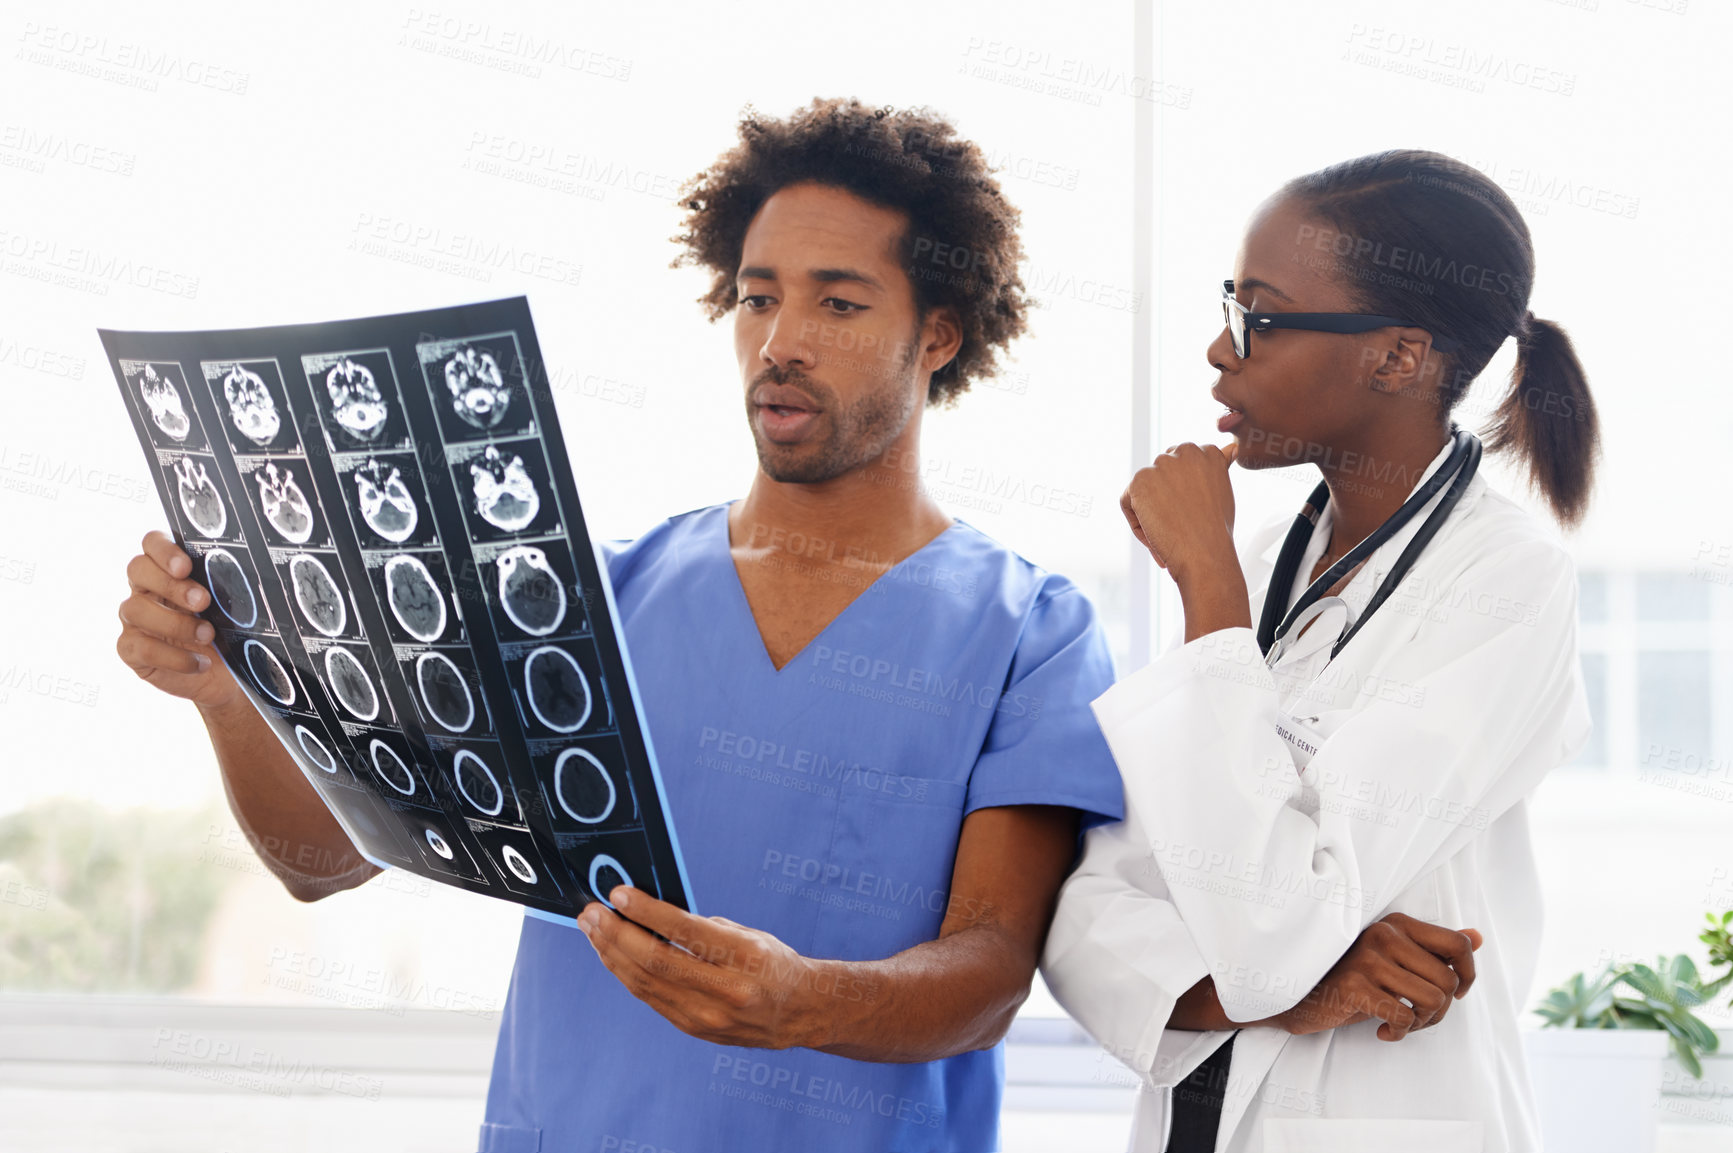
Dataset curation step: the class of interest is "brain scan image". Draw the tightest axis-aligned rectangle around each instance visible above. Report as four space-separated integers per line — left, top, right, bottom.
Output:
369 738 415 795
324 646 379 721
444 345 511 430
589 854 631 907
384 555 447 643
205 547 257 629
497 545 565 636
289 554 346 637
139 364 190 441
326 357 389 443
454 749 503 816
294 725 338 773
223 364 280 447
501 845 537 885
523 645 591 733
470 446 539 532
256 462 314 543
354 460 417 542
173 457 227 538
242 639 296 706
424 826 454 860
553 747 615 824
415 651 474 733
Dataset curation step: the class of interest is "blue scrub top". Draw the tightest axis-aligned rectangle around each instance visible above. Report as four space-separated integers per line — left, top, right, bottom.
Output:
479 503 1123 1153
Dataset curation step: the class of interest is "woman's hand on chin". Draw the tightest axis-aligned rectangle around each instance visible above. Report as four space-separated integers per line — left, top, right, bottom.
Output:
1120 441 1238 580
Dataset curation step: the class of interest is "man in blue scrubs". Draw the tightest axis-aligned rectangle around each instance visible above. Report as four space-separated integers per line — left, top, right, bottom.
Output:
482 96 1123 1152
113 97 1122 1152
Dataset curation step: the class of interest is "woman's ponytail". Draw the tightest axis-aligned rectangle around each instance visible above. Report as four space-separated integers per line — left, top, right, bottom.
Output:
1286 151 1602 526
1488 313 1600 526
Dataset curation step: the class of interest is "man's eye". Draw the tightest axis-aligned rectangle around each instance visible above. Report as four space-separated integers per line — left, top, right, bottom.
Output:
824 298 866 315
740 294 773 309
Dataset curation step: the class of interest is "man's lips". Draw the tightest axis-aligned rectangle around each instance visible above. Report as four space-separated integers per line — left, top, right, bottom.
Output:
752 382 819 411
750 382 824 444
753 402 820 444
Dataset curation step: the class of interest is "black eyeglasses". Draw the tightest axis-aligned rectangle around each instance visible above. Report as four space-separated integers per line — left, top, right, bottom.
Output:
1221 279 1460 359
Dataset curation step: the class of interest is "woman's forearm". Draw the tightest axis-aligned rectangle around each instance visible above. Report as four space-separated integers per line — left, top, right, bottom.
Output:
1173 553 1253 643
1170 976 1286 1032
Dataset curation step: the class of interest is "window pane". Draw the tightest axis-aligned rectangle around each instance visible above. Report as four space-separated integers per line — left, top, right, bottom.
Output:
1569 653 1607 769
1637 650 1712 771
1636 573 1709 622
1577 570 1608 625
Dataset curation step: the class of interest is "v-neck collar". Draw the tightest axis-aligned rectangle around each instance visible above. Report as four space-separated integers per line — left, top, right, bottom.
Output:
712 502 964 675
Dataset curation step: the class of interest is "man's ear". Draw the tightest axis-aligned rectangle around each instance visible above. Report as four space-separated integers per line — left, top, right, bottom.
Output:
922 306 964 376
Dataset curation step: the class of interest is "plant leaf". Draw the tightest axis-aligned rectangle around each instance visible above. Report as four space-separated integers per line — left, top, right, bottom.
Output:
1673 1036 1704 1080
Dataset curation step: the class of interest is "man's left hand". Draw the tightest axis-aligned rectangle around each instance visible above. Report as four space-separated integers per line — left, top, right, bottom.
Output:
579 887 852 1050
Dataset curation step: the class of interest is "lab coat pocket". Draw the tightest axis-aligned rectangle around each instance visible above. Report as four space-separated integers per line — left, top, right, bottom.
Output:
807 774 968 961
1262 1118 1484 1152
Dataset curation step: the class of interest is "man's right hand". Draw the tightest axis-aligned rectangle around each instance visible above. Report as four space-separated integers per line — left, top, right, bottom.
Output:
116 530 381 902
1274 912 1482 1041
117 530 242 712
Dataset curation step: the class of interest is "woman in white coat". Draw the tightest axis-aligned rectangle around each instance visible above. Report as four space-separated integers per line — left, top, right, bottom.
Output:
1041 150 1599 1153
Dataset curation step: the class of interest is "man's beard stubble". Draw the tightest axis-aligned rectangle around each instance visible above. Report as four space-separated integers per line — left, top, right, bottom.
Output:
748 326 924 485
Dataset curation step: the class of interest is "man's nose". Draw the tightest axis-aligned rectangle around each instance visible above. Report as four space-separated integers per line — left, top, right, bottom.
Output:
760 307 815 370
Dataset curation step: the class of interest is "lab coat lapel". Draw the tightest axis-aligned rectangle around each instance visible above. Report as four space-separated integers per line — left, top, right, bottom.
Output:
1212 1028 1298 1152
1262 441 1492 704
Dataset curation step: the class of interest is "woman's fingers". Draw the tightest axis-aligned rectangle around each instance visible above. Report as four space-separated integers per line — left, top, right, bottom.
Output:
1358 915 1483 1036
1119 485 1163 565
1346 971 1418 1041
1385 913 1480 997
1367 955 1453 1038
1381 932 1464 1028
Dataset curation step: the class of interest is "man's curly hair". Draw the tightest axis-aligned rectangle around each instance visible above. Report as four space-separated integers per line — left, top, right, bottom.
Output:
671 96 1031 407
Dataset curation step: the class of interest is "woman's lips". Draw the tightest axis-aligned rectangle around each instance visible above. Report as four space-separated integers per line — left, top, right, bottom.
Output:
1210 384 1245 435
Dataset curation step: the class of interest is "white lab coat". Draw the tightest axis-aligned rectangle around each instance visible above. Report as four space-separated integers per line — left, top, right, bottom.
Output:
1041 441 1591 1153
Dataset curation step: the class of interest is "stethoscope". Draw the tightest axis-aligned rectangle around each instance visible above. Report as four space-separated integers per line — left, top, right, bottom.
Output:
1256 427 1483 665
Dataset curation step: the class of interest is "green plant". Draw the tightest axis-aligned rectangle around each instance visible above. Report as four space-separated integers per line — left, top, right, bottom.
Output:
1536 954 1722 1079
1698 910 1733 1002
1534 967 1618 1029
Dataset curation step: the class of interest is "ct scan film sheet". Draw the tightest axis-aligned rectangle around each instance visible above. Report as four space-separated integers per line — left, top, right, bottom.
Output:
100 297 694 922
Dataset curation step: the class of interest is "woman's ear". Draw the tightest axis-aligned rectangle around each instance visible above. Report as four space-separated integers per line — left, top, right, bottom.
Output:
1369 330 1442 405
